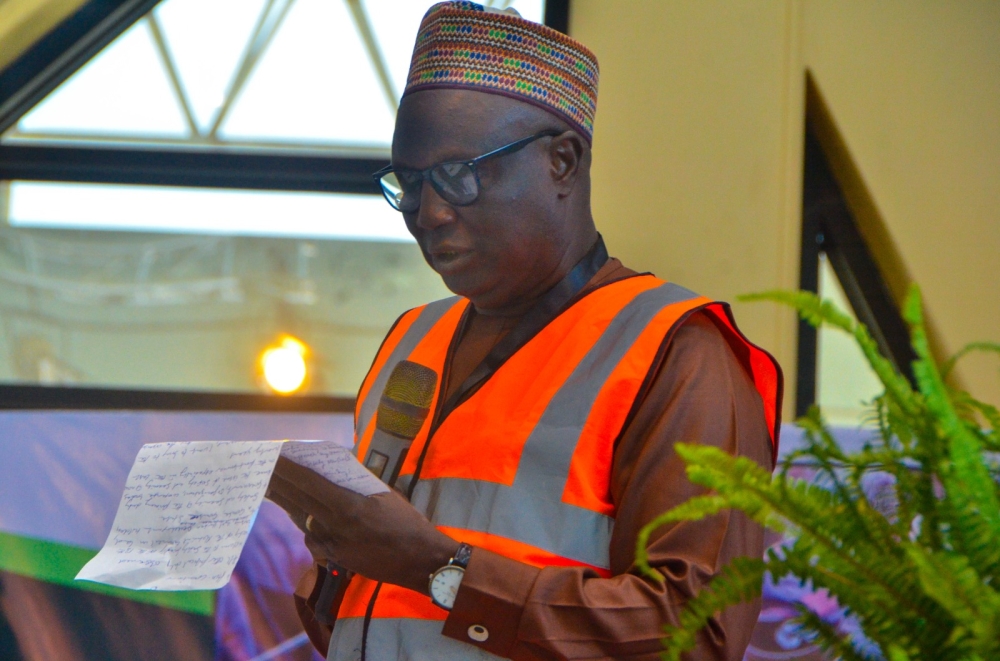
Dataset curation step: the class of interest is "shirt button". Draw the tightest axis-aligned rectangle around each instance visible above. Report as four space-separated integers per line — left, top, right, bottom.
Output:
467 624 489 642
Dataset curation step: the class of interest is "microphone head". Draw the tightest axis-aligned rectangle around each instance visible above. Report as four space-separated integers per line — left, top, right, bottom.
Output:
375 360 438 440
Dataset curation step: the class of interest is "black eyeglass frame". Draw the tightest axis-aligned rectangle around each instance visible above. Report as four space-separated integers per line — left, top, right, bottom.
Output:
372 129 563 212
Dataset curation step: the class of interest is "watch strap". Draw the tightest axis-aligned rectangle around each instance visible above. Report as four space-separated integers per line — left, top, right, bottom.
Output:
451 543 473 569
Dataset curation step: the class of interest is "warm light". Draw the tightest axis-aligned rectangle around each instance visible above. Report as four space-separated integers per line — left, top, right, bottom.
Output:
261 336 308 394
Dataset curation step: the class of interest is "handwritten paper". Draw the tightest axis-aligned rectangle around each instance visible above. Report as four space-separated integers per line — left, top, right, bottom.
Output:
280 442 388 497
76 439 386 591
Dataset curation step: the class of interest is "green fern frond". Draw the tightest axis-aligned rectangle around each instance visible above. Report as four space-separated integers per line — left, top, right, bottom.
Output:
770 533 941 644
634 493 731 582
887 645 914 661
650 444 931 622
941 342 1000 379
794 608 873 661
659 557 767 661
903 287 1000 570
903 545 1000 649
679 444 904 569
739 290 854 331
643 287 1000 660
950 389 1000 450
907 549 995 624
794 411 903 545
738 290 920 416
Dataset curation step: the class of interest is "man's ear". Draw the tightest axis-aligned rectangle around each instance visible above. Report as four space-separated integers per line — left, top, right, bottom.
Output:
549 131 587 196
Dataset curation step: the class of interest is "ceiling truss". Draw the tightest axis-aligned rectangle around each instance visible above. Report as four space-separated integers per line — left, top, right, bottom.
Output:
0 0 570 194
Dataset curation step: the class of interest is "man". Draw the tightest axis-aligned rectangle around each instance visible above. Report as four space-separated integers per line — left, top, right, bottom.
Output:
267 3 782 660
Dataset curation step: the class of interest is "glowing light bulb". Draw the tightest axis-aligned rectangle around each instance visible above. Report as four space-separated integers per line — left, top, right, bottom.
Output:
261 336 308 394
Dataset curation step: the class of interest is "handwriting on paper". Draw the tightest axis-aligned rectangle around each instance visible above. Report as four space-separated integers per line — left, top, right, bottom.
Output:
76 439 386 592
279 443 388 496
77 440 281 591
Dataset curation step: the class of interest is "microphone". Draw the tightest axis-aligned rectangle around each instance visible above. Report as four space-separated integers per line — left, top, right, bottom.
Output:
361 359 439 488
313 360 438 625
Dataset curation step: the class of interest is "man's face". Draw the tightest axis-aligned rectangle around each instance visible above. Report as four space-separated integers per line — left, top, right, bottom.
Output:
392 89 574 312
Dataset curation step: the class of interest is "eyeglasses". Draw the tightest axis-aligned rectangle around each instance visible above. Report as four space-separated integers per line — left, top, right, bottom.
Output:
372 129 561 213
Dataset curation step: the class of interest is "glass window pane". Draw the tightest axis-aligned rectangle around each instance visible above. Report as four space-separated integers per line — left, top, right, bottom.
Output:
816 254 884 427
4 0 549 151
364 0 443 101
7 182 414 242
219 0 396 147
16 21 190 139
0 182 448 395
154 0 269 134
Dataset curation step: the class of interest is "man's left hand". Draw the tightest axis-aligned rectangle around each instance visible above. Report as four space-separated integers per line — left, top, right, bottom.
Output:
266 456 459 595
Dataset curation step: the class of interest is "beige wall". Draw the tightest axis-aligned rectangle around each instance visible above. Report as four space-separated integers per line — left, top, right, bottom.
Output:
571 1 805 418
802 0 1000 405
571 0 1000 417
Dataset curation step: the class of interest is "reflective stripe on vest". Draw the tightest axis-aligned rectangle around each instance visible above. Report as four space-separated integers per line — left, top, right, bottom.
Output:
355 296 462 451
408 280 702 568
330 276 782 659
328 617 503 661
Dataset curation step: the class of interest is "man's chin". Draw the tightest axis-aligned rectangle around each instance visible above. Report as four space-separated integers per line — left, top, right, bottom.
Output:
436 271 497 307
436 271 480 299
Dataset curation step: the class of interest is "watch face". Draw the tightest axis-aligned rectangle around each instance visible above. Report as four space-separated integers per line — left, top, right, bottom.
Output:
429 565 465 610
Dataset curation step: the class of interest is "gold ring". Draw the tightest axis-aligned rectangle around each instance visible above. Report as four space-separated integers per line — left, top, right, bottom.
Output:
305 514 315 532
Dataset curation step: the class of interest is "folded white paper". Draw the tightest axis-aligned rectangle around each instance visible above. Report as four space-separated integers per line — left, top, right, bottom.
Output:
278 441 389 497
75 439 386 591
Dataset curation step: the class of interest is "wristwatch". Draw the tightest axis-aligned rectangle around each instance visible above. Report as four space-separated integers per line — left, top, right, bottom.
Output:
428 543 472 610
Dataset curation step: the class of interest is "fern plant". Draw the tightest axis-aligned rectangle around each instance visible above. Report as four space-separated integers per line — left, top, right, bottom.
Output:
635 286 1000 661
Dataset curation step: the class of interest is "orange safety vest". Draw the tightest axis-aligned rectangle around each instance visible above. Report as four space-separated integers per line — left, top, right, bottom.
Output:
327 275 782 661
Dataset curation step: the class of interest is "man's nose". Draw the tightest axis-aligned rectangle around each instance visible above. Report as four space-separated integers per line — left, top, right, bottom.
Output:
413 181 457 231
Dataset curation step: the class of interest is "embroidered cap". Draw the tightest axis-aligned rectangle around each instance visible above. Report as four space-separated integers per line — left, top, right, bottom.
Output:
402 1 600 143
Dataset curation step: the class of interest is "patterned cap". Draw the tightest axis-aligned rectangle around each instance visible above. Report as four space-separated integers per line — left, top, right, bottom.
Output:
402 2 600 143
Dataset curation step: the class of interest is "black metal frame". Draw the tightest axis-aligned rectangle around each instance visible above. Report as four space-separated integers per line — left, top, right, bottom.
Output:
797 120 916 417
545 0 571 35
0 143 384 193
0 383 354 412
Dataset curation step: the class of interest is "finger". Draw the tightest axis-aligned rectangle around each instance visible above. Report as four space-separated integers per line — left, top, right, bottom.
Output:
265 487 304 517
269 470 353 523
273 455 328 487
265 463 304 500
269 473 346 537
265 489 312 532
